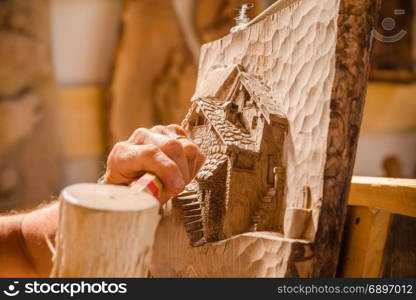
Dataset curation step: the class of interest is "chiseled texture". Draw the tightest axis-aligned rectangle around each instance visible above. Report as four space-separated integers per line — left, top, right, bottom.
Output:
151 201 298 277
152 0 341 277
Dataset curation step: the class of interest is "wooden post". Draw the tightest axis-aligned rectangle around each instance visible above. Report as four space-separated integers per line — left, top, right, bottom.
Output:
340 176 416 277
51 183 160 277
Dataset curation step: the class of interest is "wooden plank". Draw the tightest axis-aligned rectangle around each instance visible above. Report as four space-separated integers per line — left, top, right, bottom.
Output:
151 0 342 277
340 176 416 278
0 0 63 210
339 206 391 277
362 83 416 133
57 86 106 158
349 176 416 217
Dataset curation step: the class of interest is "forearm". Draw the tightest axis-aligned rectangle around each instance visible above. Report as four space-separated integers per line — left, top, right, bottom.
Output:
0 202 59 277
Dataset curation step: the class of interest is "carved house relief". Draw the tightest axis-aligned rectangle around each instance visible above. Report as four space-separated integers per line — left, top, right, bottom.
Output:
176 64 289 246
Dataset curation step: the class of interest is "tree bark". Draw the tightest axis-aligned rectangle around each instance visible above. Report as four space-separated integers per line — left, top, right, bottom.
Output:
309 0 381 277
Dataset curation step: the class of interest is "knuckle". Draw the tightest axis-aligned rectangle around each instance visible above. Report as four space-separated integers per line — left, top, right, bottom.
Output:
163 138 183 155
140 144 160 157
167 124 184 132
183 142 198 156
132 128 149 140
151 125 165 133
111 142 128 158
196 150 206 163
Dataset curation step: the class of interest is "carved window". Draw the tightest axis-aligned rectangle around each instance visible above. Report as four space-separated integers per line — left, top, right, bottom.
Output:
267 154 276 184
251 116 258 129
234 152 254 170
225 103 239 124
196 114 205 126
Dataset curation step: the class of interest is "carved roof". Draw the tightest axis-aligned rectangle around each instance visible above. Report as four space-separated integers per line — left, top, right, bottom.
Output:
197 99 256 151
192 64 285 123
196 153 228 181
184 64 288 153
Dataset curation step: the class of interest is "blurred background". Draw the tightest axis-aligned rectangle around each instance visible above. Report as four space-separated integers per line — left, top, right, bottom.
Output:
0 0 415 211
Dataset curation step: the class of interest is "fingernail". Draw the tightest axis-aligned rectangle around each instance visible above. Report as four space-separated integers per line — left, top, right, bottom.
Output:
172 178 185 191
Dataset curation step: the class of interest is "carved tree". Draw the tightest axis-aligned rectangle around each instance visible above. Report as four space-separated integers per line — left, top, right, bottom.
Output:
0 0 62 210
109 0 268 143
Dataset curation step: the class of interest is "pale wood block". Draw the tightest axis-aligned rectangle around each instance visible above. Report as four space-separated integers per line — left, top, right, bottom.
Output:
339 206 391 277
349 176 416 218
57 86 106 158
51 183 160 277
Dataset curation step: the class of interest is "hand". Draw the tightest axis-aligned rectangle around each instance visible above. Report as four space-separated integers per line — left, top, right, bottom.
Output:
103 125 205 203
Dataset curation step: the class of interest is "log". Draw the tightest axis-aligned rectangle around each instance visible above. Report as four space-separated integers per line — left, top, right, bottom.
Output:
0 0 62 210
51 183 160 277
151 0 343 277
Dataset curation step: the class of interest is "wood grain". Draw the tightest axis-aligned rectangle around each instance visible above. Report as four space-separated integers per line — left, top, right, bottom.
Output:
51 183 160 277
349 176 416 217
309 0 381 277
339 206 391 277
152 0 342 277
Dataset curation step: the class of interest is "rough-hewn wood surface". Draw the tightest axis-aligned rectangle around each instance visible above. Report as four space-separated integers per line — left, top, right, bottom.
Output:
109 0 267 143
151 0 342 277
308 0 381 277
0 0 62 210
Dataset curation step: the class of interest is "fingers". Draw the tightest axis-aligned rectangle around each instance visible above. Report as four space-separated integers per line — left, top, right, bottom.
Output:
105 125 206 203
104 142 185 195
129 128 190 183
151 124 205 177
132 144 185 195
151 124 187 138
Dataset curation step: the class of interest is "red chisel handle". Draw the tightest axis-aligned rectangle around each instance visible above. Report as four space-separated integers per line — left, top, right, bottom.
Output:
130 172 163 199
